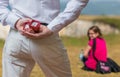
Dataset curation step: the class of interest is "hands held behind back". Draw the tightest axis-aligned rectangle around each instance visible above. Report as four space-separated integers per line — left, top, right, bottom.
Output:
15 18 53 39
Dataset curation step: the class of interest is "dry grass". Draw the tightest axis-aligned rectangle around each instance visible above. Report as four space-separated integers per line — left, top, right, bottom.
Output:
66 45 120 77
0 34 120 77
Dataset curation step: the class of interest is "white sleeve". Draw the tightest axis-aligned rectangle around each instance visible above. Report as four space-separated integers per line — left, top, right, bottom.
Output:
47 0 89 33
0 0 20 29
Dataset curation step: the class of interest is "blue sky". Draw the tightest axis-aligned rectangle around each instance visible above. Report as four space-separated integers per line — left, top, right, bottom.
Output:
60 0 120 15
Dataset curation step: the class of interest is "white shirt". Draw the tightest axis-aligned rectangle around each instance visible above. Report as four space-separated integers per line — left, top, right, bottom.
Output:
0 0 89 32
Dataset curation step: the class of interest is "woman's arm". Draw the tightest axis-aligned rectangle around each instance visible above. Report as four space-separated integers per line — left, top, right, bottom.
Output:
84 45 92 58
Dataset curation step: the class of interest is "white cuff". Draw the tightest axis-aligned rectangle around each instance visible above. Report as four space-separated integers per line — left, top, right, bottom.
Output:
47 24 62 33
47 17 64 33
5 12 20 29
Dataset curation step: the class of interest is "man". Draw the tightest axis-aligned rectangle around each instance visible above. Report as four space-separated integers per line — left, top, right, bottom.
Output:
0 0 89 77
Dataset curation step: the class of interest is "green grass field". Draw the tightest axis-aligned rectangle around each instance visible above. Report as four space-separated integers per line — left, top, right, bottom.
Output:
0 34 120 77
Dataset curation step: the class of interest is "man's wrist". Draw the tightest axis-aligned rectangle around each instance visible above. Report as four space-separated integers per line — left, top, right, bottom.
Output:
14 18 21 30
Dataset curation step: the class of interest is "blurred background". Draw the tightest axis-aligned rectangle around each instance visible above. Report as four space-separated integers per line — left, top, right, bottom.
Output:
0 0 120 77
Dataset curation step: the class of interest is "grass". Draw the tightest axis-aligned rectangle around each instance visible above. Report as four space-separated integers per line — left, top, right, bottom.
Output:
0 39 4 77
61 36 88 47
62 33 120 47
0 39 4 48
62 34 120 77
0 34 120 77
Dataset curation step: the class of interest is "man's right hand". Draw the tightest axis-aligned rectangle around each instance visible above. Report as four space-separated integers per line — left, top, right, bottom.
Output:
15 18 32 32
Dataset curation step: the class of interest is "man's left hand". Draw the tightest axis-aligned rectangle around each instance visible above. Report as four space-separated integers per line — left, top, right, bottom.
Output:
21 25 53 39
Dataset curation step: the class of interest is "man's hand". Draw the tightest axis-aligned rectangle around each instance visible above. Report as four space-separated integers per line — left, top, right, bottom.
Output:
21 25 53 39
15 18 32 32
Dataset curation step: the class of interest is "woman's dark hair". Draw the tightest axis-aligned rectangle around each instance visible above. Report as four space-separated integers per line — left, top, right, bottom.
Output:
87 26 102 40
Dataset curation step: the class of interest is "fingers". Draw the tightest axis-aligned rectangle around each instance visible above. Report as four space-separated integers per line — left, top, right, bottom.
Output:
21 31 40 39
16 18 32 32
21 30 46 39
21 18 32 26
20 21 53 39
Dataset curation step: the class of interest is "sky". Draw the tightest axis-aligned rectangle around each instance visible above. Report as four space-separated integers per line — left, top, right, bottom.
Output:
60 0 120 15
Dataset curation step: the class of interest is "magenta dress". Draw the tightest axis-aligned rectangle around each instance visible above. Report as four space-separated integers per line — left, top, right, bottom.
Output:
85 38 107 70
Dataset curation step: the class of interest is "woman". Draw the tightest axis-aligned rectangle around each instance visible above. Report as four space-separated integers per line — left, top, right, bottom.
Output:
80 26 107 70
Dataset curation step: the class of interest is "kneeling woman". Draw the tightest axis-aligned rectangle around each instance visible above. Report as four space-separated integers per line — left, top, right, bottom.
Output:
80 26 107 70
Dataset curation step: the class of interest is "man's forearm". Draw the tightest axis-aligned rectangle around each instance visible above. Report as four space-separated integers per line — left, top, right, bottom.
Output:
0 0 20 29
47 0 89 33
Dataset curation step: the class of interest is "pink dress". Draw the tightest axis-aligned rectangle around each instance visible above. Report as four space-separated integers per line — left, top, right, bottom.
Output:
85 38 107 70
